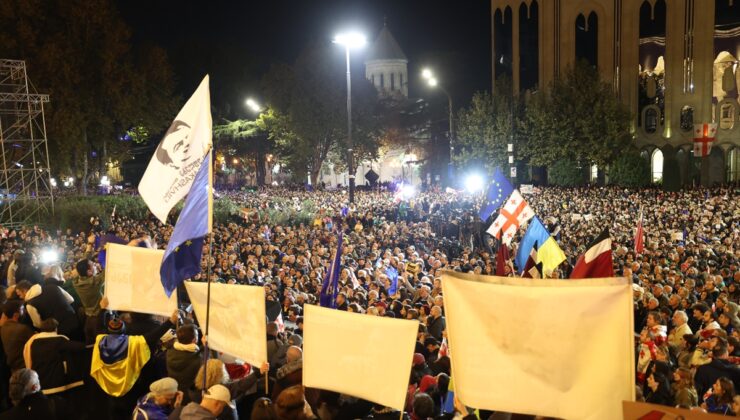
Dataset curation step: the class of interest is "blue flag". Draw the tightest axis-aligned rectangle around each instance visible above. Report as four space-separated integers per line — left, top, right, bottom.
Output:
160 152 212 297
386 266 399 295
319 232 343 308
479 168 514 221
514 216 551 272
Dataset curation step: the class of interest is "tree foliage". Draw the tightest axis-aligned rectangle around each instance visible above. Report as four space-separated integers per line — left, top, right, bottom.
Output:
213 118 272 186
453 78 514 175
607 151 651 187
0 0 178 193
260 44 382 184
547 159 586 186
518 60 632 168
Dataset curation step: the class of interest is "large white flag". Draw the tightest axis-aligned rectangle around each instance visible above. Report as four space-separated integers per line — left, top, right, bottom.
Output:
303 305 417 411
139 75 212 223
486 189 534 245
104 243 176 317
442 271 633 420
184 282 266 366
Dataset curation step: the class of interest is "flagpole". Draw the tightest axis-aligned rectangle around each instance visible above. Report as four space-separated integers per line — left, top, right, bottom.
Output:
202 149 214 394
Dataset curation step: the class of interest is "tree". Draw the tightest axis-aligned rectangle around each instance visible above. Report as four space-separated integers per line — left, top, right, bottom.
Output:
608 150 651 187
213 118 272 186
453 78 514 175
260 43 382 185
0 0 178 194
518 60 631 168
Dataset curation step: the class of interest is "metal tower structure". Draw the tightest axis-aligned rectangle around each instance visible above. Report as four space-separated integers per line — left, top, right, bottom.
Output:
0 59 53 229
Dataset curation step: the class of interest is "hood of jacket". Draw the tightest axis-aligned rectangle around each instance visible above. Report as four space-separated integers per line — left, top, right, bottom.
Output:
277 359 302 380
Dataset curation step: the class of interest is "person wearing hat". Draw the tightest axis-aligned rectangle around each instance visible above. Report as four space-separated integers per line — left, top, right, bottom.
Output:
132 377 182 420
180 384 231 420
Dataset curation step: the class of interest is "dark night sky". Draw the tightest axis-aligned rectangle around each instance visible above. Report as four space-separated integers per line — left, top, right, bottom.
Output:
115 0 492 116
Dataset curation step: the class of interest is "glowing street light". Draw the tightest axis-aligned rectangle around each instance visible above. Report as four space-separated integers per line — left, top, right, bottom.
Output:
422 68 433 79
464 173 485 194
333 30 366 204
245 98 262 113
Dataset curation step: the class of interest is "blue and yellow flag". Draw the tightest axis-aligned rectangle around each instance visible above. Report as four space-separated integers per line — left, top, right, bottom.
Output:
90 334 150 397
515 216 566 276
160 151 213 297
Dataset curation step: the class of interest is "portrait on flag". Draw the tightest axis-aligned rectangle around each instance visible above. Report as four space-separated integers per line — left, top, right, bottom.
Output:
442 271 633 420
303 305 418 411
104 243 176 317
139 75 213 223
185 282 266 367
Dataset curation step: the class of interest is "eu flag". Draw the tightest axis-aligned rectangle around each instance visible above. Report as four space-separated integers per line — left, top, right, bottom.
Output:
479 168 514 222
319 232 343 308
160 152 212 297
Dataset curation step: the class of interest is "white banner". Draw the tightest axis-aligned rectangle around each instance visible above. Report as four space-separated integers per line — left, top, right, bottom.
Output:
185 282 266 366
104 244 176 317
139 75 212 223
303 305 417 411
442 271 634 420
519 184 534 194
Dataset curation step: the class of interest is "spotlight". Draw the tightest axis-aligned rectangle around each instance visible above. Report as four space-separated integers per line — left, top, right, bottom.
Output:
40 249 58 264
464 174 485 194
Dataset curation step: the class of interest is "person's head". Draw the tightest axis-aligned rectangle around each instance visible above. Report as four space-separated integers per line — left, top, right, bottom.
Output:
713 377 736 404
251 397 277 420
286 345 302 364
713 338 730 359
412 393 435 418
733 395 740 416
672 367 694 389
431 305 442 318
39 318 58 333
14 280 32 300
646 311 662 328
43 265 64 282
201 384 231 416
195 359 228 390
148 377 179 406
275 385 311 420
176 324 198 345
704 310 717 323
75 259 96 278
2 300 23 321
155 120 193 170
672 310 688 327
9 368 40 405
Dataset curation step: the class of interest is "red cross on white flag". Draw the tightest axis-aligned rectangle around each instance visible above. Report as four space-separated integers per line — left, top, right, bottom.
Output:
693 123 717 157
486 189 534 245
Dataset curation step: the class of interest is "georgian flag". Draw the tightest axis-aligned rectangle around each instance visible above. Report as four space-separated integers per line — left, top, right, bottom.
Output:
693 123 717 157
486 190 534 245
569 228 614 279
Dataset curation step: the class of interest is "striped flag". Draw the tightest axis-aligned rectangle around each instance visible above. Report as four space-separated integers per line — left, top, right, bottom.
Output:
570 228 614 279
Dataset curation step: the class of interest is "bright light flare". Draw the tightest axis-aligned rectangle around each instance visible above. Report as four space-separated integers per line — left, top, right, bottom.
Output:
422 68 433 79
398 184 417 200
464 174 485 194
40 249 58 264
333 32 366 49
428 77 438 87
246 98 261 113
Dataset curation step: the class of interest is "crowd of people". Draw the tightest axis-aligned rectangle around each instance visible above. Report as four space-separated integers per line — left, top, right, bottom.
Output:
0 184 736 419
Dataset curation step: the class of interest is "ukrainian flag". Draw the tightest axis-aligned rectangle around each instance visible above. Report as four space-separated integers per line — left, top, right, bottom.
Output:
515 216 566 276
90 334 150 397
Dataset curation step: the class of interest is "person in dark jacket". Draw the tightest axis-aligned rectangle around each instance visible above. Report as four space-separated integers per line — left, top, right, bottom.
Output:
644 372 673 407
695 339 740 401
426 306 446 341
0 368 61 420
0 301 34 371
132 377 182 420
272 346 305 400
166 323 201 394
15 280 79 339
21 318 85 395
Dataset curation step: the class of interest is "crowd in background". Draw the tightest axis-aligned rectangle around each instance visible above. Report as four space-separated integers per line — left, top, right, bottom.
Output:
0 185 736 419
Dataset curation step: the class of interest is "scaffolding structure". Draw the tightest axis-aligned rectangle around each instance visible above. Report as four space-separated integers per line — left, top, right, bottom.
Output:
0 59 53 229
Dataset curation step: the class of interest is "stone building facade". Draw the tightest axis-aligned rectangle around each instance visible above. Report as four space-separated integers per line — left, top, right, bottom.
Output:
491 0 740 185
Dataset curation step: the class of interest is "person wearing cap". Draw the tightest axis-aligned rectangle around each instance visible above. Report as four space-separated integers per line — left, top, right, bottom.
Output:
132 377 182 420
180 384 231 420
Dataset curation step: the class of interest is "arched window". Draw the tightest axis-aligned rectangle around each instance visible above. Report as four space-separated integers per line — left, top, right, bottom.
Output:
720 102 735 129
380 74 384 89
590 164 598 182
391 73 395 90
680 106 694 131
651 149 664 183
728 147 740 182
645 108 658 133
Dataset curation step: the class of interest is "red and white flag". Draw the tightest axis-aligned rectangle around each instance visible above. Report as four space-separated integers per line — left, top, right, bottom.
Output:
486 190 534 245
693 123 717 157
570 228 614 279
438 337 449 360
634 209 645 254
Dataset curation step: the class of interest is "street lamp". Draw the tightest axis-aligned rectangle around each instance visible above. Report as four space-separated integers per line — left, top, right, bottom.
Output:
245 98 262 113
333 31 366 204
422 68 455 184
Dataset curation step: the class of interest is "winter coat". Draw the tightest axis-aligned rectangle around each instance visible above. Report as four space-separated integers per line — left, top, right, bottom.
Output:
0 392 57 420
133 395 174 420
427 316 446 341
0 319 34 370
695 358 740 401
178 402 217 420
24 283 79 338
22 332 85 394
272 359 303 400
174 369 262 420
166 343 201 392
673 386 698 408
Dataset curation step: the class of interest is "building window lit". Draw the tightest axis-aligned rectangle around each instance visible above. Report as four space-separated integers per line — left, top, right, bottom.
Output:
720 102 735 129
651 148 664 183
590 164 598 183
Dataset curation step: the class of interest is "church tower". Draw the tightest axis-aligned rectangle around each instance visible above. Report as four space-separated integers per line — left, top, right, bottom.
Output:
365 24 408 97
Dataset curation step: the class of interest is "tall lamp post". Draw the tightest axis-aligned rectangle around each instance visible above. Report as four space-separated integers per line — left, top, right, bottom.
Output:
333 32 366 204
422 68 455 185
